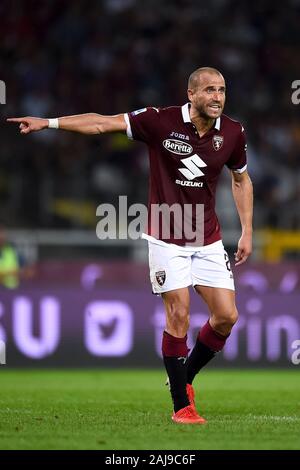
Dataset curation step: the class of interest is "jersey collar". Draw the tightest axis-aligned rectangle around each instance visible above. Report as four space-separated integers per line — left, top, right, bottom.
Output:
181 102 221 130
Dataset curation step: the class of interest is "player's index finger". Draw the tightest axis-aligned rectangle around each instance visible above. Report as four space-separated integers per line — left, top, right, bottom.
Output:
7 117 24 122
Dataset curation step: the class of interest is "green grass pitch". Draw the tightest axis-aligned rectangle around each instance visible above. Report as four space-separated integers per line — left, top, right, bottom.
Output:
0 369 299 450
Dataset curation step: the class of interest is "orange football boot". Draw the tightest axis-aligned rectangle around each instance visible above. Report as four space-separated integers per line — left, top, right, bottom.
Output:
172 405 207 424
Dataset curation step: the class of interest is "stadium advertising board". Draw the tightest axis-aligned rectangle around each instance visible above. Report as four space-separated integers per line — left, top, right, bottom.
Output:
0 287 299 367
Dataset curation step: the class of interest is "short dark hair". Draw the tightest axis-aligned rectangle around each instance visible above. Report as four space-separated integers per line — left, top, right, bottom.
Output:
188 67 223 90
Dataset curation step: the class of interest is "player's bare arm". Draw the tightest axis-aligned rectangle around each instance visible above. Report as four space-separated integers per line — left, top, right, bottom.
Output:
6 113 127 135
231 169 253 266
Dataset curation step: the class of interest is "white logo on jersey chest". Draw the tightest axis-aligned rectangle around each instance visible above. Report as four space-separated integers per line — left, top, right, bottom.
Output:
163 139 193 155
178 154 207 180
169 132 190 141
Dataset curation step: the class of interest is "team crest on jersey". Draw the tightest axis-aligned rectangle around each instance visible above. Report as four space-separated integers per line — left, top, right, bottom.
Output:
212 135 224 151
155 270 166 286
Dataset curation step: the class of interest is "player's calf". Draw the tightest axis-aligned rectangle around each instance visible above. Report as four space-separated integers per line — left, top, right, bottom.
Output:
162 331 190 413
164 304 190 338
186 319 233 385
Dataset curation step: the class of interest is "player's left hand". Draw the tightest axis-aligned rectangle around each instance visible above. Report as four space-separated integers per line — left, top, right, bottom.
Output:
234 232 252 266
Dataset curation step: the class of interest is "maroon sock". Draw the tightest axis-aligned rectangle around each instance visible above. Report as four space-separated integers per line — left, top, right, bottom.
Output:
162 331 189 413
162 330 189 357
187 320 229 385
199 320 229 351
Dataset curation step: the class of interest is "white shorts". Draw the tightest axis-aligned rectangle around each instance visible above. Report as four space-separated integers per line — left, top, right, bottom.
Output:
148 239 235 294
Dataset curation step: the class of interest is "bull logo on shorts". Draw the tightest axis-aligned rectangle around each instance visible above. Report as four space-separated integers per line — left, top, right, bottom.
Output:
155 270 166 286
212 135 224 151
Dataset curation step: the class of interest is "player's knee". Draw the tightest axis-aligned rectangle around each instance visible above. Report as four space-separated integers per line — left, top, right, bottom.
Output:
227 306 238 327
213 307 238 333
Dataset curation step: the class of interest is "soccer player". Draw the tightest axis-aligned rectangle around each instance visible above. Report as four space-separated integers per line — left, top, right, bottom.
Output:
8 67 253 424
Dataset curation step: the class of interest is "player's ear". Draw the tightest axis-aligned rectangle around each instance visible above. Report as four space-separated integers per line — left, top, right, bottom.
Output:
187 88 193 101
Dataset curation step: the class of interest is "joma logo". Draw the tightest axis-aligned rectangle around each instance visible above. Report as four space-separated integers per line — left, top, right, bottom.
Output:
163 139 193 155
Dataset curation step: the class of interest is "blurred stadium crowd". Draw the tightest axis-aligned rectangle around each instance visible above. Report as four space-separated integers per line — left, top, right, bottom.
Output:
1 0 300 231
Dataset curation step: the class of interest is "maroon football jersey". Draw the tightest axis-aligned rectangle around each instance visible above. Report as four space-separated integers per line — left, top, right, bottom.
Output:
124 103 247 246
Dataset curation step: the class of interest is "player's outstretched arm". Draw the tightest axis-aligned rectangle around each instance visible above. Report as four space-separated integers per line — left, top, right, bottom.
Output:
6 113 127 135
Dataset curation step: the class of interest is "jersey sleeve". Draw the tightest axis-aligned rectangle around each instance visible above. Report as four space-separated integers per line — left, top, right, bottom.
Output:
124 107 160 143
226 124 247 173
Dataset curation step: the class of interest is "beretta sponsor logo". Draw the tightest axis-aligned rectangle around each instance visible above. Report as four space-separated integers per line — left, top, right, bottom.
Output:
163 139 193 155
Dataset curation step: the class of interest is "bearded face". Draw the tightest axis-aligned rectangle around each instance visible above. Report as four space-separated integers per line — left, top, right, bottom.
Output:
188 72 226 120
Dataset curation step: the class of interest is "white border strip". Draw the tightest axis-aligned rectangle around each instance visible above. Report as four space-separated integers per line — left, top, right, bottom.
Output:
124 113 133 140
181 103 191 123
232 164 247 173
